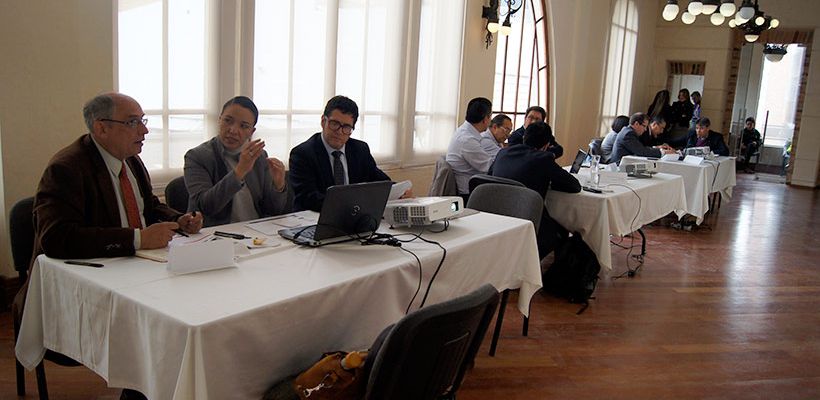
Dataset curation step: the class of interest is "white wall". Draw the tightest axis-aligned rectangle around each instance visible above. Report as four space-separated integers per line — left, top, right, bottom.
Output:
0 1 115 276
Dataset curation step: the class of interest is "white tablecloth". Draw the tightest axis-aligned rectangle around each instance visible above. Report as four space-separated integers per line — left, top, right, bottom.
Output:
16 211 541 400
620 156 736 224
545 172 687 270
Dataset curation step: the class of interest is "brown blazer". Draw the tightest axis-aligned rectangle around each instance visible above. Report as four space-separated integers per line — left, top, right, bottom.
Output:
14 134 181 322
33 134 181 260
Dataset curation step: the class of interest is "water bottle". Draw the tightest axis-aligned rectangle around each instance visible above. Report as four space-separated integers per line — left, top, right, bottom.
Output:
589 155 601 189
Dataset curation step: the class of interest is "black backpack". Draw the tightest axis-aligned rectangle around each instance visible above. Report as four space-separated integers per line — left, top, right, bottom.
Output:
543 231 601 314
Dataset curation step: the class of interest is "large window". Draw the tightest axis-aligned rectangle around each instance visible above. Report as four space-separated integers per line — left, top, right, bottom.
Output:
491 0 549 128
117 0 465 182
600 0 638 134
755 44 806 147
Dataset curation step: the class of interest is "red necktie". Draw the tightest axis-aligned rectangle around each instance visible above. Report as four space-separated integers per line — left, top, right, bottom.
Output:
119 162 143 229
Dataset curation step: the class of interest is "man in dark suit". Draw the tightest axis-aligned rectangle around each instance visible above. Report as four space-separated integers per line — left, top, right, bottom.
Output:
610 112 676 164
489 122 580 258
506 105 564 158
17 92 203 400
289 96 401 212
685 117 730 156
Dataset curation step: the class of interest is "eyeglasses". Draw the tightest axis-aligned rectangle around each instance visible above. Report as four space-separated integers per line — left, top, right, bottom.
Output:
219 116 254 131
99 118 148 129
325 117 354 135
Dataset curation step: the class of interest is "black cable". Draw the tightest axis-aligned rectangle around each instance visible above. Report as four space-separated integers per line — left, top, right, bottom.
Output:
400 246 423 314
605 183 644 280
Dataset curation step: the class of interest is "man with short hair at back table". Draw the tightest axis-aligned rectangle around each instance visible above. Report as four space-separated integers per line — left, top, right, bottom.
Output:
610 112 676 165
288 95 410 212
506 105 564 158
15 92 203 400
490 121 580 259
446 97 494 201
685 117 730 157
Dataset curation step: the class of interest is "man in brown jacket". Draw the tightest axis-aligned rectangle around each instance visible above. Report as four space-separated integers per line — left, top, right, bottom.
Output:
15 92 203 399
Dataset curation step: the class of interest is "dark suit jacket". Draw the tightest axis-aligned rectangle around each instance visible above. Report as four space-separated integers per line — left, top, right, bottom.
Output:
289 132 391 212
685 130 730 156
610 127 662 165
34 134 181 260
489 144 580 258
489 144 580 198
507 126 564 158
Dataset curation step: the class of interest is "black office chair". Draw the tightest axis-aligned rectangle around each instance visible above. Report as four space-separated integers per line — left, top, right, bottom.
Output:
467 173 524 195
10 197 81 399
466 184 543 357
164 176 189 213
363 284 499 400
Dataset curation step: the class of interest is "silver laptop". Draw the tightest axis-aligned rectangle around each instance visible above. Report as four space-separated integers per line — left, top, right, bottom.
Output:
570 149 590 174
279 181 392 246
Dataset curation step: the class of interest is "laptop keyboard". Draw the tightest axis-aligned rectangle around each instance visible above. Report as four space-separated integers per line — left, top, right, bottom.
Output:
296 225 317 239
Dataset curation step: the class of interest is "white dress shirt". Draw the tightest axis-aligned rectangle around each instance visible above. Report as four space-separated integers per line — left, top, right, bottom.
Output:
446 121 493 194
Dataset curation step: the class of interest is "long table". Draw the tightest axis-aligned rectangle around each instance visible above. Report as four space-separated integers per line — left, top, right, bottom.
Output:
545 172 687 270
620 156 736 224
16 211 541 400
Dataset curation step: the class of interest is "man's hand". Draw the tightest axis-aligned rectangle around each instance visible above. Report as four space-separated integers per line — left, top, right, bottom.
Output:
267 157 286 191
235 139 266 180
177 212 203 234
140 222 179 249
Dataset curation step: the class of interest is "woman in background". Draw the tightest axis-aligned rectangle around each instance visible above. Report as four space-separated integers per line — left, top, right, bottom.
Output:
670 88 694 128
601 115 630 163
689 91 702 129
647 90 672 128
184 96 288 227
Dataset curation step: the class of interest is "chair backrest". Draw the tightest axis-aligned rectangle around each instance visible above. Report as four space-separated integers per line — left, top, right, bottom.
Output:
589 138 603 156
428 156 458 197
9 197 35 280
164 176 189 213
467 173 524 194
466 183 543 232
364 284 500 400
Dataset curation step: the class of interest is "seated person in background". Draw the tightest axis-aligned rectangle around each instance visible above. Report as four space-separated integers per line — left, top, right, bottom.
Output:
489 121 580 258
18 92 203 400
289 95 398 212
479 113 512 159
740 117 761 171
639 116 668 147
507 105 564 158
685 117 730 156
446 97 494 197
610 112 676 164
601 115 630 163
184 96 289 227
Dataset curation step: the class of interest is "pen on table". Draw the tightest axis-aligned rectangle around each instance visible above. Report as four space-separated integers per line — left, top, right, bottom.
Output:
213 231 250 240
65 260 105 268
174 228 189 237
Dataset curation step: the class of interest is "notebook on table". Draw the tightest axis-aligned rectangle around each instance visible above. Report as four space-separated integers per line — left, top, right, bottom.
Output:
278 181 392 246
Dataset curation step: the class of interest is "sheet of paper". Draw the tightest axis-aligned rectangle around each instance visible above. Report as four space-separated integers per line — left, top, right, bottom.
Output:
167 239 237 275
246 215 309 235
683 155 704 165
661 153 680 162
389 180 413 200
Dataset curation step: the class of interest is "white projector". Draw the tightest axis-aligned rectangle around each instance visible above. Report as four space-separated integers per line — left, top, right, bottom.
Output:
383 197 464 227
684 146 710 157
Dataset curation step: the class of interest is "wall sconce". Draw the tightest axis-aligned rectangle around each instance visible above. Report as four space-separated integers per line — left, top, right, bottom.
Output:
482 0 522 49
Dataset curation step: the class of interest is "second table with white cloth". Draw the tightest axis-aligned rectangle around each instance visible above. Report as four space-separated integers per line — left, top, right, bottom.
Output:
545 171 687 270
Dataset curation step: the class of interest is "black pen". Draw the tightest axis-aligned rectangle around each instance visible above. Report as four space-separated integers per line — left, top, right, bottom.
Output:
213 231 249 240
65 260 104 268
174 228 189 237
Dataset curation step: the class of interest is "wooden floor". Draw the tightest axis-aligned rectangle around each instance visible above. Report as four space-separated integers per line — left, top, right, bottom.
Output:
1 173 818 399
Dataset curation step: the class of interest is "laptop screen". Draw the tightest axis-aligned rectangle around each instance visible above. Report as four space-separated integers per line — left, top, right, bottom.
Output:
570 149 588 174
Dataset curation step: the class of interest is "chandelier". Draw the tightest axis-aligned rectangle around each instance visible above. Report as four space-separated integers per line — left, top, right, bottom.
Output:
661 0 779 42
